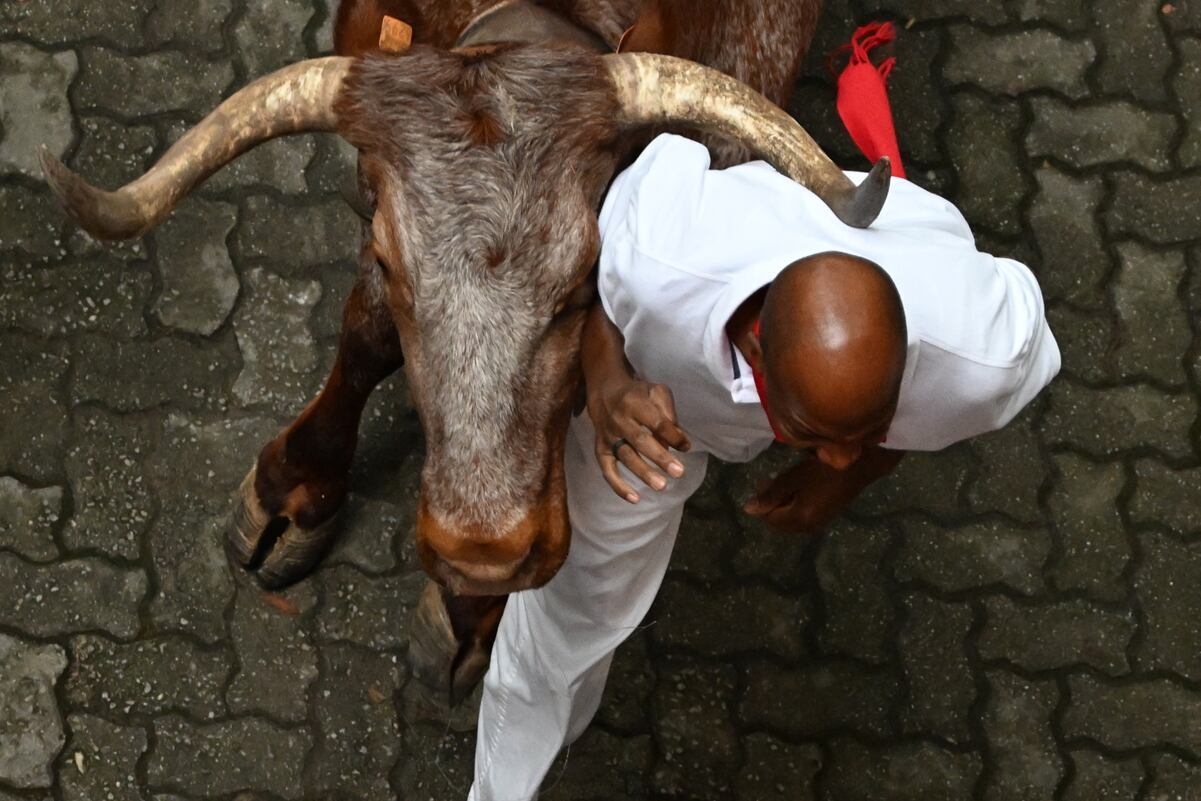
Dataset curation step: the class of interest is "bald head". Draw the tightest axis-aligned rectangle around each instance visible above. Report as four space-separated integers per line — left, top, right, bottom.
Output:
759 252 907 438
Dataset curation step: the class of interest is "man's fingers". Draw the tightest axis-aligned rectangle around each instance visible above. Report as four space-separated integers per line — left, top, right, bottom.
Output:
615 440 669 491
631 429 685 478
651 418 691 453
596 450 640 504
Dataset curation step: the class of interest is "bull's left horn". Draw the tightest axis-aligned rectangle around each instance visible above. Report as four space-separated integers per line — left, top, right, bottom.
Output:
603 53 890 229
40 57 352 240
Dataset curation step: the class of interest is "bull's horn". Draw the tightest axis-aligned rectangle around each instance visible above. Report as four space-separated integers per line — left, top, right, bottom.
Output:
603 53 890 229
40 56 352 240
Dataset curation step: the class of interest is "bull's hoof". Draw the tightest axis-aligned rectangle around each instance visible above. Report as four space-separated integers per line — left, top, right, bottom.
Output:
225 466 342 589
407 581 495 715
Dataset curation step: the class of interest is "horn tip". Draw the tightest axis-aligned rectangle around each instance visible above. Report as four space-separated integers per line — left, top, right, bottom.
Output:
38 143 143 241
837 157 892 229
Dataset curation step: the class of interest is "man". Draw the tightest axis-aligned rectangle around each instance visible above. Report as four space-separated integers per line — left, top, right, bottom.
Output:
466 133 1061 799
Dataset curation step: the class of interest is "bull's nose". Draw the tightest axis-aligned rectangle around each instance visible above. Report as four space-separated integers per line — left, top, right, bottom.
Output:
440 549 530 584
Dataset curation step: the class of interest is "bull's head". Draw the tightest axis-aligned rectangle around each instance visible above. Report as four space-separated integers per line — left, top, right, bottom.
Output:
40 45 889 595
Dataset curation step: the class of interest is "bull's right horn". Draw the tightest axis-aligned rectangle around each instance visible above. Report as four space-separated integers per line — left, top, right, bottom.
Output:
40 56 352 241
604 53 890 229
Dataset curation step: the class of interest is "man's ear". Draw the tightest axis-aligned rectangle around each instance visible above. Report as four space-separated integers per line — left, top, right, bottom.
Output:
744 326 765 373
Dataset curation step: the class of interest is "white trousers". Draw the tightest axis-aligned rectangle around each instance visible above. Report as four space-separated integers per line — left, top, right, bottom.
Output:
467 413 709 801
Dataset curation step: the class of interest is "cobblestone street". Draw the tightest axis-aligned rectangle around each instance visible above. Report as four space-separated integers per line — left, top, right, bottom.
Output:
2 0 1200 798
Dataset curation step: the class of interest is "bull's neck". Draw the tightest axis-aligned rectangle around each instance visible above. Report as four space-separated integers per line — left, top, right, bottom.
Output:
455 1 610 52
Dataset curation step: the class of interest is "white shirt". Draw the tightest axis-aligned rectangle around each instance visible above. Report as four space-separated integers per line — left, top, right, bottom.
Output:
597 134 1061 463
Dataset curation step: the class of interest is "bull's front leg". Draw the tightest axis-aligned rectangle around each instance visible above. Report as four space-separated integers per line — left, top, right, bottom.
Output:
227 274 403 588
409 581 508 713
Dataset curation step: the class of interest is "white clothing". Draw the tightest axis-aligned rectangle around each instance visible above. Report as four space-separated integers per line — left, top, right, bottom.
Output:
468 134 1061 800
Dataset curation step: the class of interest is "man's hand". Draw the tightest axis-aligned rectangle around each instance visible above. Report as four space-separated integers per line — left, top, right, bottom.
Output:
588 376 691 503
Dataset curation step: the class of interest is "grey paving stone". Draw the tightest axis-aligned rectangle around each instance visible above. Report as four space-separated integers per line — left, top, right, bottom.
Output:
152 199 240 336
815 520 894 663
1131 459 1201 535
895 518 1050 596
315 565 426 650
876 0 1007 24
1112 243 1191 385
541 730 653 801
69 117 157 191
1044 382 1197 459
147 715 312 799
823 739 982 801
393 721 475 800
651 660 739 799
145 0 235 53
1064 674 1201 754
203 136 318 194
888 28 947 165
0 0 152 46
0 634 67 789
1027 98 1176 171
968 410 1047 523
1092 0 1172 103
853 445 975 520
58 714 146 801
235 196 359 274
1045 305 1116 385
652 578 807 661
983 670 1062 801
947 92 1026 235
76 48 233 118
899 593 976 744
979 597 1135 675
594 630 655 734
327 494 408 574
65 634 231 719
734 734 819 801
1175 39 1201 168
944 26 1094 98
1064 750 1143 801
1135 531 1201 680
227 583 319 723
232 0 314 76
1027 166 1109 309
1145 754 1201 801
669 508 735 585
0 44 77 178
1012 0 1093 30
0 555 146 638
739 661 897 739
0 257 152 338
0 185 66 258
0 477 62 562
0 336 69 484
307 643 404 800
71 334 236 413
64 407 155 561
1047 454 1131 602
1108 172 1201 245
231 267 323 415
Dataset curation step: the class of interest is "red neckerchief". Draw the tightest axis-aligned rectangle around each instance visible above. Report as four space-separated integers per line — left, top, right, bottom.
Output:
750 319 786 442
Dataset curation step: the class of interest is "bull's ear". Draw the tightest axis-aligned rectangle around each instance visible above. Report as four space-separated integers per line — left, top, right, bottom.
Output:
603 53 890 229
42 58 352 241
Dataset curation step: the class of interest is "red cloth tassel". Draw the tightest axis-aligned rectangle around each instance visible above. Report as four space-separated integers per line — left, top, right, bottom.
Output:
831 21 906 179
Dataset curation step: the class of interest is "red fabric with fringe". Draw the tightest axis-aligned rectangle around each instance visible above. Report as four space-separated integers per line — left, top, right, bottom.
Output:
830 21 906 179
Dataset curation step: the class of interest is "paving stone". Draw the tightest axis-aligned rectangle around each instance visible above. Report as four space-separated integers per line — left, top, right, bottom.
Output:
315 565 426 650
0 44 77 178
734 734 820 801
1046 305 1116 384
393 720 475 800
594 630 655 734
0 477 62 562
71 334 236 412
0 0 151 46
0 257 152 337
227 584 319 723
651 660 739 799
1045 382 1197 459
0 336 69 484
1112 243 1190 385
1108 172 1201 245
1163 0 1201 32
1026 167 1109 309
1146 754 1201 801
1093 0 1172 103
231 267 323 414
1135 531 1201 680
853 445 975 520
235 196 359 274
899 593 975 744
1012 0 1092 30
968 410 1047 523
204 136 318 194
147 716 312 798
0 634 67 789
307 643 404 800
1131 459 1201 535
0 185 65 258
64 408 155 561
875 0 1007 23
667 505 735 583
652 578 807 661
0 555 146 638
77 48 233 119
947 92 1026 235
58 714 146 801
327 494 407 574
824 739 982 801
1064 675 1201 754
740 661 898 739
815 520 894 663
69 116 157 191
541 730 654 801
65 634 230 719
1027 98 1176 171
895 518 1050 596
983 670 1062 801
980 597 1135 674
888 28 946 165
944 26 1094 98
1048 454 1130 602
1176 39 1201 168
152 199 240 336
232 0 314 76
146 0 235 53
1064 750 1143 801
